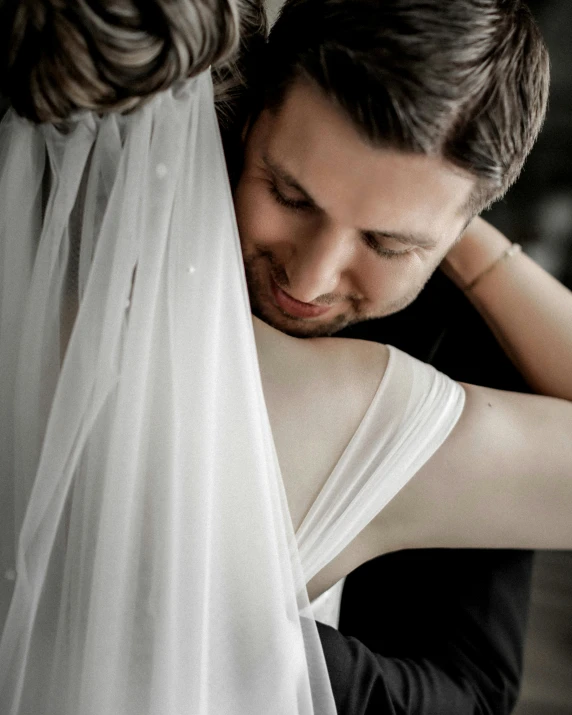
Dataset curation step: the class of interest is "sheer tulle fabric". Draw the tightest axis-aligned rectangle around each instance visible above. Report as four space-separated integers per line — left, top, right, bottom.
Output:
0 72 336 715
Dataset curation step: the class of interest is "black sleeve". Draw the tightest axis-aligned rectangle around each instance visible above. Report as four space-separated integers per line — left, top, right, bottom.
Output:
320 548 533 715
320 271 535 715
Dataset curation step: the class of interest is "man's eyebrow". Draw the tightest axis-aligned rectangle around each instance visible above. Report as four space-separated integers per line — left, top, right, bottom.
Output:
262 154 320 208
263 153 439 249
361 229 439 249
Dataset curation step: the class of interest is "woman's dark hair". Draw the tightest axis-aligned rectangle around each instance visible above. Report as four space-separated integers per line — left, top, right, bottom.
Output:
260 0 550 212
0 0 241 123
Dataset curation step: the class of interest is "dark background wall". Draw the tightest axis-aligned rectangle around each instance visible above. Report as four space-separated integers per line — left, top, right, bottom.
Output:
489 2 572 713
488 0 572 289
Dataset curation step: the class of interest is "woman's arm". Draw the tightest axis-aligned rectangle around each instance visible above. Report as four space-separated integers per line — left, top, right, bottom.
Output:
363 219 572 554
441 216 572 399
346 381 569 564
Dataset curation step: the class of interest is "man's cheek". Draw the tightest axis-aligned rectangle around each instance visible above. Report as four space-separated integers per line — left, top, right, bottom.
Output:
385 254 429 291
239 203 282 250
365 261 426 309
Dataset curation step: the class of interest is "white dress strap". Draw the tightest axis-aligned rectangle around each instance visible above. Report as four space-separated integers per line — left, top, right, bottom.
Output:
298 345 465 585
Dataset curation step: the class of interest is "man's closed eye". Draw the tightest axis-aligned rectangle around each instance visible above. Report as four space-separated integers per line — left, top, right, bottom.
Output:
268 181 315 212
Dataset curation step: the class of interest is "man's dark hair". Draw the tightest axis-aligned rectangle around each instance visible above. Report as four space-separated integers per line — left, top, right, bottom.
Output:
259 0 549 213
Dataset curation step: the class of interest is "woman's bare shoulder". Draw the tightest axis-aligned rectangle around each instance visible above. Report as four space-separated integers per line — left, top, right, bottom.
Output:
253 315 389 399
253 316 391 531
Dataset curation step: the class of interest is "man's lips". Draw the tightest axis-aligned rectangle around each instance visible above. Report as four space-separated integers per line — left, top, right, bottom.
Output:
270 278 332 319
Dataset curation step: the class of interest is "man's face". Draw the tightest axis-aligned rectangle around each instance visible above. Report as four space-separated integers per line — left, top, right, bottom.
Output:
234 80 475 338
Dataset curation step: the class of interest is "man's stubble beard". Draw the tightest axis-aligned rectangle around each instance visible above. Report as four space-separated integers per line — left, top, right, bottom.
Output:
242 246 433 338
242 249 349 337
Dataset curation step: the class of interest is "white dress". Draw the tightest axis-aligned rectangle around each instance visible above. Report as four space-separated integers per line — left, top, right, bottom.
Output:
303 345 466 627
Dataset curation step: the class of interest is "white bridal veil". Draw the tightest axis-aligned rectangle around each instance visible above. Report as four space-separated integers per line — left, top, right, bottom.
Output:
0 71 336 714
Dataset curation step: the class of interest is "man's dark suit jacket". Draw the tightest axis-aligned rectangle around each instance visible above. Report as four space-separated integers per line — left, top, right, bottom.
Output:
317 270 534 715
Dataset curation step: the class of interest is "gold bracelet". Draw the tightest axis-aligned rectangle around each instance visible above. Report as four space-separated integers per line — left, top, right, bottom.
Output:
463 243 522 292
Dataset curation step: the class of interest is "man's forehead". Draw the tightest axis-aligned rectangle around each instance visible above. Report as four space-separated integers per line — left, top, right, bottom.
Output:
265 80 474 191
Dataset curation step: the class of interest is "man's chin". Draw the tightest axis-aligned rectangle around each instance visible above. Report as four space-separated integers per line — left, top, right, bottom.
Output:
252 304 352 338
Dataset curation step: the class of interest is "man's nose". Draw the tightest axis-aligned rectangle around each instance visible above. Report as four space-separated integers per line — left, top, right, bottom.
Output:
284 225 353 303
